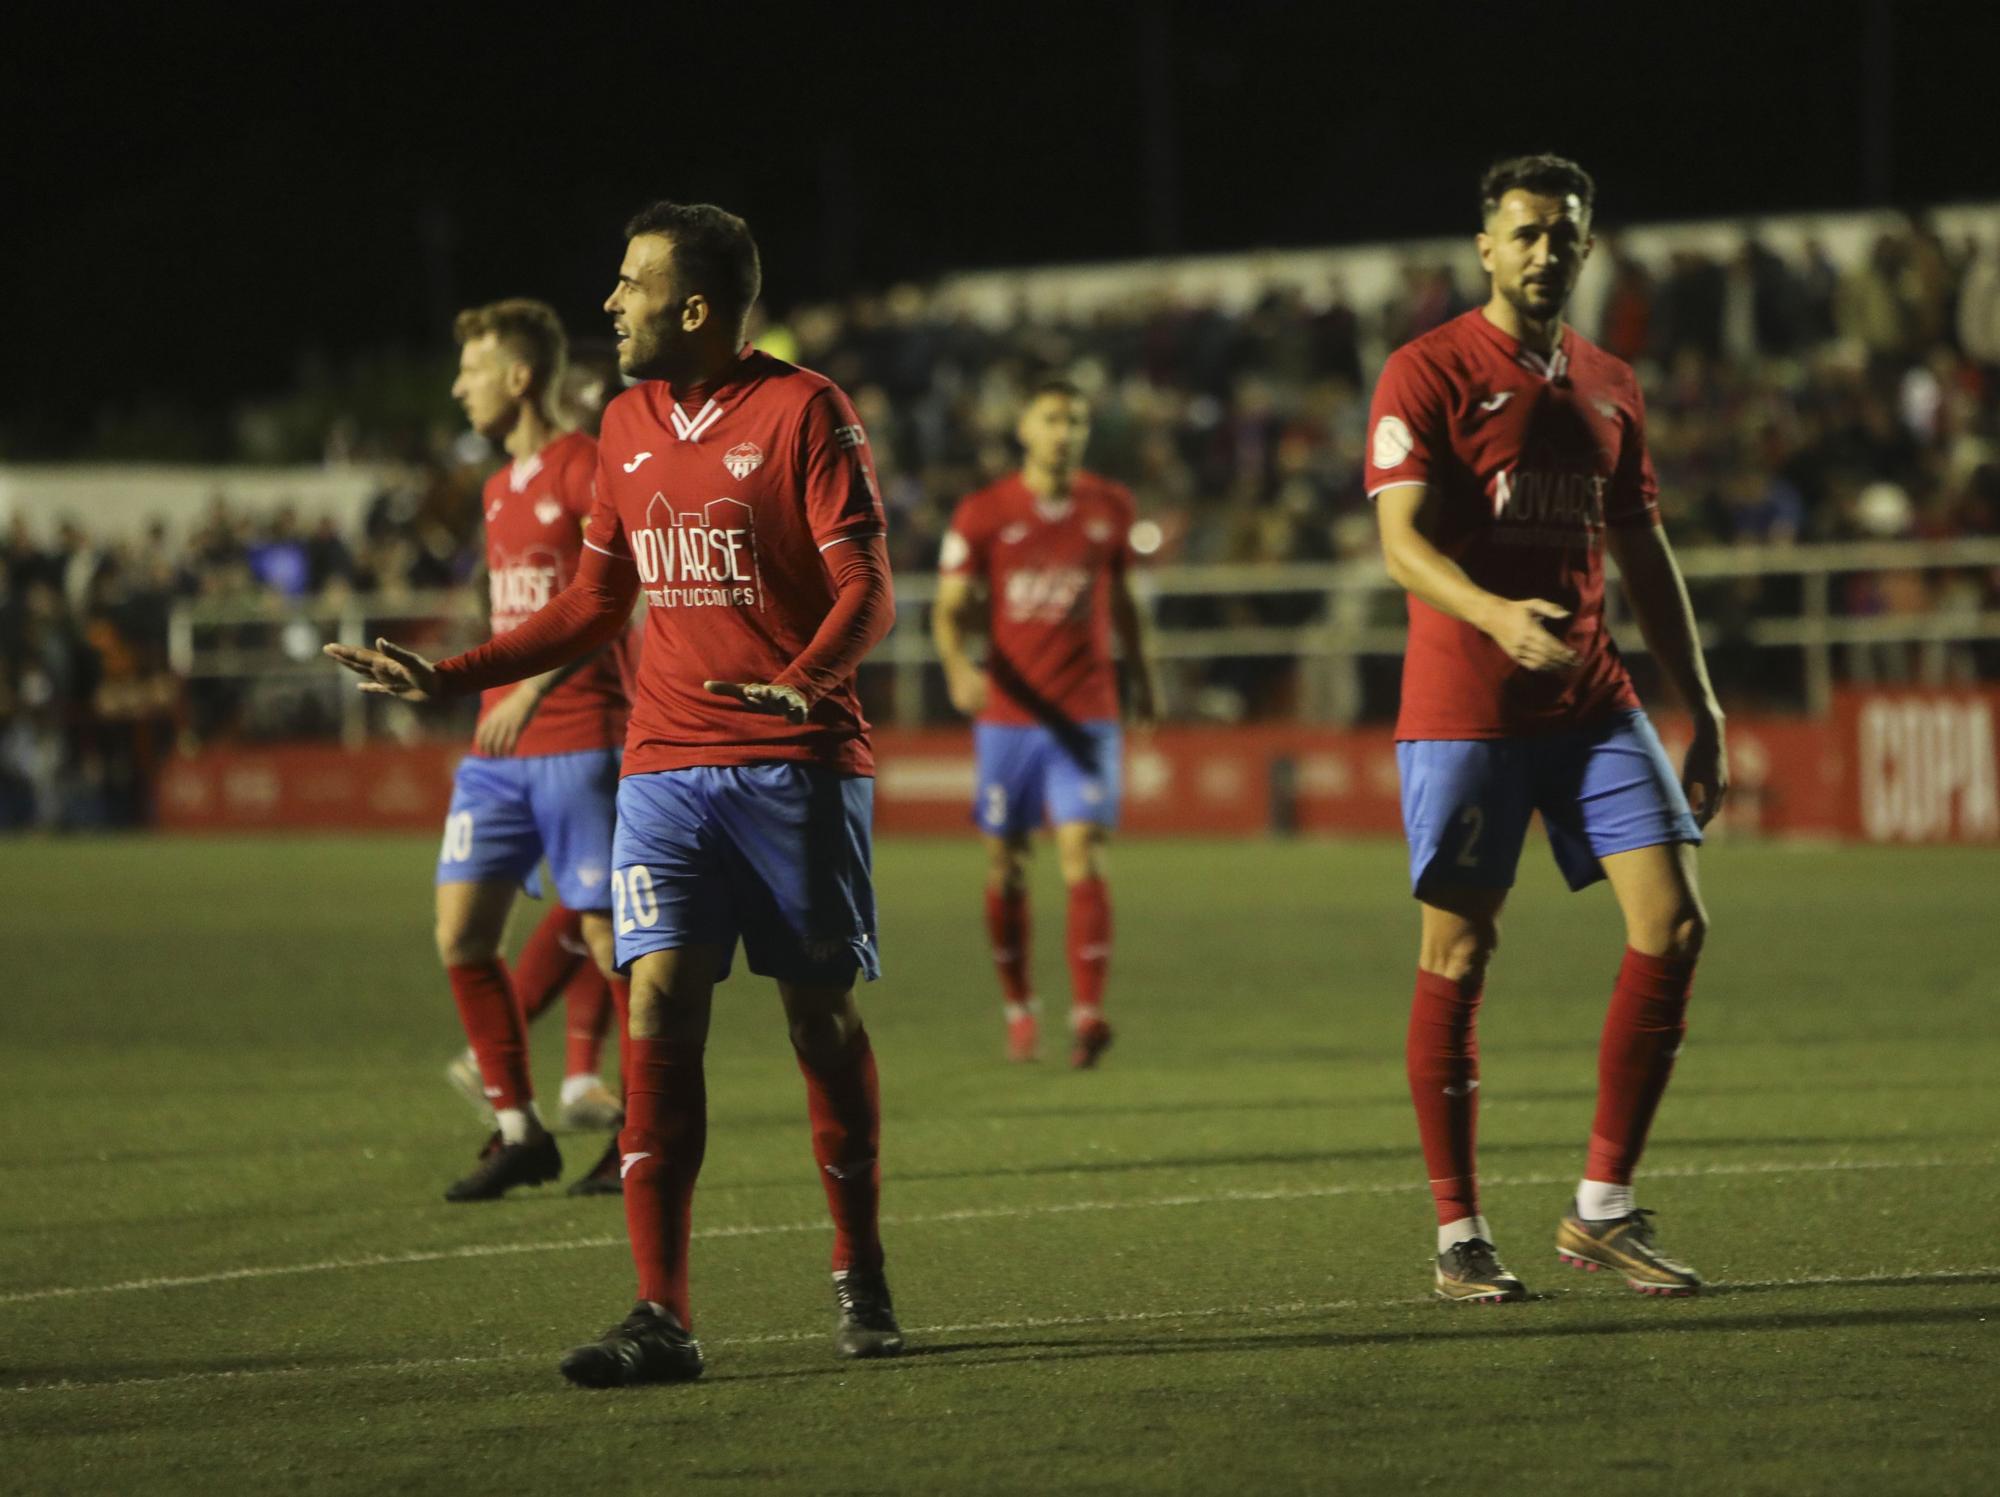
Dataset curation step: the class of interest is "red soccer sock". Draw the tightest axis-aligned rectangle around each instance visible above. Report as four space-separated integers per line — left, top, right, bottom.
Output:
1065 875 1112 1013
1586 948 1696 1186
564 966 613 1079
446 960 534 1112
1407 968 1484 1227
607 978 632 1103
620 1036 707 1326
984 886 1033 1006
512 906 588 1025
797 1030 884 1274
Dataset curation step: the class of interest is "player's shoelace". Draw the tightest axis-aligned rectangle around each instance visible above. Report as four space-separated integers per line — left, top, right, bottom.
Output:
835 1274 896 1327
1447 1239 1507 1279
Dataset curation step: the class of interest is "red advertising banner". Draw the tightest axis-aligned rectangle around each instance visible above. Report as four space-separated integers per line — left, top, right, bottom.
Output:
154 690 2000 845
1841 689 2000 843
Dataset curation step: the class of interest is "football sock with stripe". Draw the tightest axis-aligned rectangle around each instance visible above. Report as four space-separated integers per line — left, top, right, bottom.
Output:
1585 948 1695 1189
1065 875 1111 1013
620 1036 706 1328
984 886 1033 1007
797 1029 884 1274
1407 967 1484 1227
446 960 535 1119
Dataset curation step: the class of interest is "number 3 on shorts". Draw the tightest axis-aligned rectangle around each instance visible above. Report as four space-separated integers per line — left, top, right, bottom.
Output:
611 866 660 934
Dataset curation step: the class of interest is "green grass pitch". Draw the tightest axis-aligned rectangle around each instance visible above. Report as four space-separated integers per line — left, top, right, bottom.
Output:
1 833 1996 1494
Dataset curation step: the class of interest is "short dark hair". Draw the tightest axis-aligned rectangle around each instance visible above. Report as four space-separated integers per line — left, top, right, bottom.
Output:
1025 375 1085 405
452 298 567 398
1479 154 1596 224
623 201 762 333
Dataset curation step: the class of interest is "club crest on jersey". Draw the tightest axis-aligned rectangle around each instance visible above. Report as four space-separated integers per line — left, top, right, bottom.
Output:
724 441 765 479
534 498 564 526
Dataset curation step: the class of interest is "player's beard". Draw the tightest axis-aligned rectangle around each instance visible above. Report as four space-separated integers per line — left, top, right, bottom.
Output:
1504 274 1572 325
620 320 677 382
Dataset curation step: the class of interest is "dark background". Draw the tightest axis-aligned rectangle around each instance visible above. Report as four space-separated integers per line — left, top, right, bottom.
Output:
8 0 1996 455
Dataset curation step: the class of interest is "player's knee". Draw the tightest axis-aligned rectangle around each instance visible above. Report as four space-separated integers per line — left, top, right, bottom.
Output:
788 1011 858 1068
986 843 1030 893
1055 827 1105 885
577 913 617 975
626 982 702 1042
1423 920 1499 982
435 923 498 967
1667 905 1709 959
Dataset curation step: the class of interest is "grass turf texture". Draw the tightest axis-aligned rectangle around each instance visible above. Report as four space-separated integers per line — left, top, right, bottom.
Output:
1 834 1996 1495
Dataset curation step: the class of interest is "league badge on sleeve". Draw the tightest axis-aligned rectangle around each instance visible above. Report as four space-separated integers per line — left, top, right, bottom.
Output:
1373 415 1414 469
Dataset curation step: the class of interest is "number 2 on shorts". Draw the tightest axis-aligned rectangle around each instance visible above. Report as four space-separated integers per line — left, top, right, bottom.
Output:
1453 806 1485 868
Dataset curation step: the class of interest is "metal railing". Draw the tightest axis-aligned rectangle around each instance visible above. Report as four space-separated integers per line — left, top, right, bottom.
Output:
169 537 2000 741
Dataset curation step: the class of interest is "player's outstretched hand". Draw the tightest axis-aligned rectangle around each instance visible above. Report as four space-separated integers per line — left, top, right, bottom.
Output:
323 638 440 701
705 680 810 725
1682 718 1730 828
1482 598 1581 674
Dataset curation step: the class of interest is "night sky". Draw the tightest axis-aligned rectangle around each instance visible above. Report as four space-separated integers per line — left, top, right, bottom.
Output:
9 0 1997 455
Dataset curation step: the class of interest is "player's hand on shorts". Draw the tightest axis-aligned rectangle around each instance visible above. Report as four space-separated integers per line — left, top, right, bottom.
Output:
473 681 544 755
324 638 440 701
1482 598 1581 674
945 662 988 717
1682 717 1729 828
705 680 811 724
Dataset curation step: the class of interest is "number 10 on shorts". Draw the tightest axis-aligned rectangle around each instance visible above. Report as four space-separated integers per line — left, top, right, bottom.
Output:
612 866 659 934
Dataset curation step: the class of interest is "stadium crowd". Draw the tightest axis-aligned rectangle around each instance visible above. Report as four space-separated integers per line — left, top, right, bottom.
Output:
4 217 1997 827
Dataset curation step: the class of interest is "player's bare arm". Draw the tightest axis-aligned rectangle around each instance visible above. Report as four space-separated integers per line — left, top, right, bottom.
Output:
931 571 990 716
324 638 441 700
1605 523 1730 824
1375 483 1581 674
474 636 620 756
1107 569 1159 729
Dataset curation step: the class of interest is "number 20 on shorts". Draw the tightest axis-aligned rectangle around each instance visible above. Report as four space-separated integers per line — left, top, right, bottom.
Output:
612 866 660 934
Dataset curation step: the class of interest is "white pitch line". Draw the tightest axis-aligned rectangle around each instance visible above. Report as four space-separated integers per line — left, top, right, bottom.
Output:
8 1268 1998 1397
0 1154 1987 1309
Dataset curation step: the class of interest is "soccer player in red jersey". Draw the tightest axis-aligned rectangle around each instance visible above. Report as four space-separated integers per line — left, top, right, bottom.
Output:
425 300 635 1202
932 380 1158 1066
1366 156 1728 1301
330 202 902 1383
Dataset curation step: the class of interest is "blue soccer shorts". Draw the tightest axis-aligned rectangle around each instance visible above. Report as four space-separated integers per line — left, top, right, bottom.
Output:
1396 709 1702 896
972 720 1122 837
435 748 620 909
609 764 880 986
